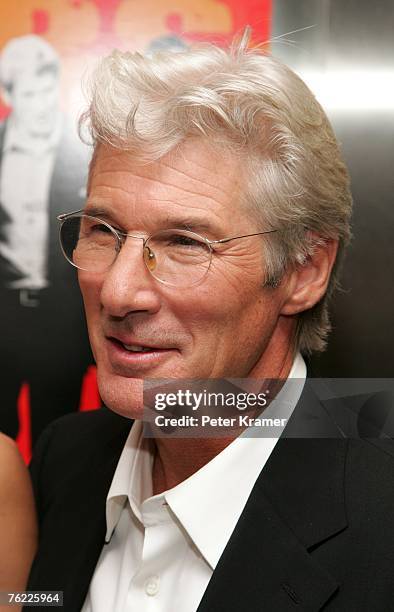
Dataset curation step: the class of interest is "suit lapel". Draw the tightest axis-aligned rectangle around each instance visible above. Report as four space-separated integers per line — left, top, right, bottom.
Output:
197 386 348 612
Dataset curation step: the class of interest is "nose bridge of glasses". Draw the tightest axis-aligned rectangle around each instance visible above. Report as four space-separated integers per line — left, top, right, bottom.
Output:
114 231 148 258
118 230 146 244
117 231 156 270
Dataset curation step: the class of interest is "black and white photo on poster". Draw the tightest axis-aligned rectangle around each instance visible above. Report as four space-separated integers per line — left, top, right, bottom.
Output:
0 34 93 444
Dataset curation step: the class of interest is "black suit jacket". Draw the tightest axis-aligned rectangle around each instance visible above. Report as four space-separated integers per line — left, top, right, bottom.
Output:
26 385 394 611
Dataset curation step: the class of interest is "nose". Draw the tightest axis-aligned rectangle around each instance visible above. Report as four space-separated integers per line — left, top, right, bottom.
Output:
100 237 161 318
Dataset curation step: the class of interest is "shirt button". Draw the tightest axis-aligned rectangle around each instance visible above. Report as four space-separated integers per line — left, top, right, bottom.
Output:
145 575 160 596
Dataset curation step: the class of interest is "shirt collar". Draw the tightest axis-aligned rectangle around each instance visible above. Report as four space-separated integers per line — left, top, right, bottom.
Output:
105 353 306 564
105 419 154 542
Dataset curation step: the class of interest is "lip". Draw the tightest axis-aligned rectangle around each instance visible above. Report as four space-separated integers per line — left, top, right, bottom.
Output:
104 337 177 375
107 334 171 351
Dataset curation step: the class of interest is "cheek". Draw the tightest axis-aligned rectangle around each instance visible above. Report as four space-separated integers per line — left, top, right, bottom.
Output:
167 278 270 340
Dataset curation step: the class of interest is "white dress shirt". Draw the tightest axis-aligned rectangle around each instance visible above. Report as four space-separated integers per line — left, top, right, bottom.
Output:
82 354 306 612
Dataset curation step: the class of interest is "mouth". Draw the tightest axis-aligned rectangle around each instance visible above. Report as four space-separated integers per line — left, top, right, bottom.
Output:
104 336 177 373
120 342 157 353
109 337 171 353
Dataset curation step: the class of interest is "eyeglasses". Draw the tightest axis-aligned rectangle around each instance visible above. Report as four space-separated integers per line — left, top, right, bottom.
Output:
57 210 277 288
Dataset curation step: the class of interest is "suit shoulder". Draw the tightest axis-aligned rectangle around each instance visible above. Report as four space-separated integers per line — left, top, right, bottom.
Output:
30 409 132 512
32 408 132 468
48 406 130 436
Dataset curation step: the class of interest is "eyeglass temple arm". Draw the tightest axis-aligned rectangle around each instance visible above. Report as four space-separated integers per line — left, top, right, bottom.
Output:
57 209 84 221
210 229 277 245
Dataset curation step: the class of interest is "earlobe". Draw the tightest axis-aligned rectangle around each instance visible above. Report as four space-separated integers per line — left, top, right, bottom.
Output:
280 237 338 316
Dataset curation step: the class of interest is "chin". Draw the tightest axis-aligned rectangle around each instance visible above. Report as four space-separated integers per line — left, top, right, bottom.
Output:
97 370 144 421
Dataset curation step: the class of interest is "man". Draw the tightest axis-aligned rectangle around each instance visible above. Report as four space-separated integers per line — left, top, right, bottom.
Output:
0 35 92 443
26 33 394 611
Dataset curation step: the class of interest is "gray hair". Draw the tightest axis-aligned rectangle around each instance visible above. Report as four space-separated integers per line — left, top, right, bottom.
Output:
80 33 352 354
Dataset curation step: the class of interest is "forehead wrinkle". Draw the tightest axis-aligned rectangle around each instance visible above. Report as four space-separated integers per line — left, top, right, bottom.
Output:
88 180 224 217
88 181 137 201
158 198 225 219
156 158 236 202
176 152 241 185
91 168 230 208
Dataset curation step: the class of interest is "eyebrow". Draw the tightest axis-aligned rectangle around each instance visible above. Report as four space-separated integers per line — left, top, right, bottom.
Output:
84 204 219 235
164 217 214 233
84 205 112 219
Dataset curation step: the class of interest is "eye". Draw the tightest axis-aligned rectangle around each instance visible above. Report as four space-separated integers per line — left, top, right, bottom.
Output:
91 222 112 233
80 219 115 243
166 233 205 248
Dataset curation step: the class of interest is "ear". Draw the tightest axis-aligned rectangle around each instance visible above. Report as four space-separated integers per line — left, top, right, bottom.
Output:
280 235 338 316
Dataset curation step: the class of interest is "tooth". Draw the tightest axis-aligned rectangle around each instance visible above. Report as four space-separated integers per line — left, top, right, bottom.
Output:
123 344 151 352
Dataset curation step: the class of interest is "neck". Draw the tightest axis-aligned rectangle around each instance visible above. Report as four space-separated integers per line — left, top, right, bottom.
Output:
152 436 235 494
152 322 296 495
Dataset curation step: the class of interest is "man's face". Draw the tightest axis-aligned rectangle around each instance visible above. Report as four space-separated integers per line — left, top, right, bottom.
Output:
11 70 59 137
80 139 292 418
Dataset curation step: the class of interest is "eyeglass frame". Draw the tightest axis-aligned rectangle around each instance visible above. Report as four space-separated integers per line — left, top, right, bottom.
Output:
57 209 278 286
